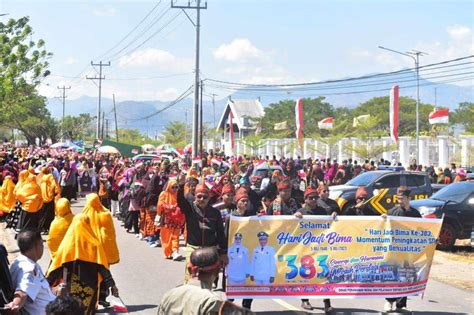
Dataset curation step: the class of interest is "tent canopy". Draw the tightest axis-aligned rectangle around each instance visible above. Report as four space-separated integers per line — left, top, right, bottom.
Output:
99 139 142 157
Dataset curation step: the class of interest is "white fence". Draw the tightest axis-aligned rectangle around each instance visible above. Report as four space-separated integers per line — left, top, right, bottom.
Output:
204 135 474 168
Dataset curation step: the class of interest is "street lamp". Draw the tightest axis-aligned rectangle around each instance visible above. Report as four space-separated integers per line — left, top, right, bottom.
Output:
378 46 428 164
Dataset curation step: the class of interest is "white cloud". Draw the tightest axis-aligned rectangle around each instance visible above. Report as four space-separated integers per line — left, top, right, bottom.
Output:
118 48 193 72
446 25 472 41
213 38 264 62
65 57 77 65
92 7 117 17
155 88 180 101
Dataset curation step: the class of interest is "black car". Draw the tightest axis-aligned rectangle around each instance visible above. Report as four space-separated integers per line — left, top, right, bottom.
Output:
330 171 438 214
411 182 474 250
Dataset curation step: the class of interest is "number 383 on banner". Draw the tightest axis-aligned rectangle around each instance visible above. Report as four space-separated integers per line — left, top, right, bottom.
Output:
278 254 329 280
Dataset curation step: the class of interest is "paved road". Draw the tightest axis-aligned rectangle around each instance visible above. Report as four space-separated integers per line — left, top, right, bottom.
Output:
29 197 473 315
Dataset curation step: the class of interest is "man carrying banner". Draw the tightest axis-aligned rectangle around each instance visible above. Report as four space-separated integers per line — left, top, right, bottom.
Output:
383 185 421 312
267 180 300 215
294 187 336 313
250 232 276 285
225 188 254 310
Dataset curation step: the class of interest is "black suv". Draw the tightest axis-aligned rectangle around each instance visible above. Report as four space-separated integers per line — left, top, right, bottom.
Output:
330 170 438 215
411 182 474 250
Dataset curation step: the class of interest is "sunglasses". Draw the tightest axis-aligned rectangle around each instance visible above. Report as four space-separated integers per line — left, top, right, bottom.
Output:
171 186 179 189
196 194 209 200
322 190 329 193
357 197 367 200
306 196 318 200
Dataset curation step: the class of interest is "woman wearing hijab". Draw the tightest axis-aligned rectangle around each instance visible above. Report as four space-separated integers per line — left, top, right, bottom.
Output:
47 198 74 258
5 170 28 230
47 214 119 314
0 176 16 220
158 179 185 260
82 193 120 265
143 170 162 247
39 170 60 233
16 174 44 231
82 193 120 307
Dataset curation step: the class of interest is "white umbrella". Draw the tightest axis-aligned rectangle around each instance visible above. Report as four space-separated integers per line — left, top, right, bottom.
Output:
98 145 120 154
141 144 155 151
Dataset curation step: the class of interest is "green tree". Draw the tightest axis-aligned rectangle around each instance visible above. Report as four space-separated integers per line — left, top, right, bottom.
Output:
160 121 187 148
0 17 53 144
61 114 95 141
451 102 474 133
239 134 267 156
255 97 336 138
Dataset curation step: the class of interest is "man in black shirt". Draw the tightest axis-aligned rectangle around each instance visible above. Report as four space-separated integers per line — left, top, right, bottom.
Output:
384 186 421 312
315 184 340 214
177 175 228 283
294 187 335 313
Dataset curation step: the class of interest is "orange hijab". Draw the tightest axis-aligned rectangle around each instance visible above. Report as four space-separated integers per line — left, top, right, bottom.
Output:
157 179 178 215
82 194 120 265
41 173 60 203
0 176 16 213
47 198 74 258
13 170 29 197
47 213 109 277
16 174 43 213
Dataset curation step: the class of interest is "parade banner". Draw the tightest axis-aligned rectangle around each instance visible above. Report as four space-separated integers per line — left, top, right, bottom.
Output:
226 216 442 299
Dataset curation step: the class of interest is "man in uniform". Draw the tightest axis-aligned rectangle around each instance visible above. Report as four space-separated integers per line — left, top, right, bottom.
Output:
226 233 250 285
250 232 276 285
384 185 421 313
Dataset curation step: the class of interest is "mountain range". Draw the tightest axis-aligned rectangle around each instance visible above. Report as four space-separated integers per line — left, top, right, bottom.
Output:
46 71 473 135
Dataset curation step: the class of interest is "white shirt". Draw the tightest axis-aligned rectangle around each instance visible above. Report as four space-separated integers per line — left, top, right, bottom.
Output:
251 245 276 281
10 254 56 315
226 244 250 281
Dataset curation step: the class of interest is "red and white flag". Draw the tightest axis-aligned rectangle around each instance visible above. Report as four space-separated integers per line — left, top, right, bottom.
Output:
429 108 449 124
389 85 399 143
318 117 334 130
229 111 235 152
295 98 304 148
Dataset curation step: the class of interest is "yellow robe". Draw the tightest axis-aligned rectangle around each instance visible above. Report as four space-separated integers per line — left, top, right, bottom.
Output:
82 194 120 265
47 198 74 258
16 174 43 213
0 176 16 213
41 173 60 203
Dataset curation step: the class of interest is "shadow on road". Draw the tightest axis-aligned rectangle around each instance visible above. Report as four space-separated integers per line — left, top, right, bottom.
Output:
257 311 469 315
95 304 158 313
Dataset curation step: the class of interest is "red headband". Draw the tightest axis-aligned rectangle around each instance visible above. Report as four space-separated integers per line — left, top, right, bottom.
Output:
187 260 222 276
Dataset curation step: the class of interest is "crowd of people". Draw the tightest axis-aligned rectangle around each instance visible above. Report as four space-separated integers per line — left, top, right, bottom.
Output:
0 145 471 314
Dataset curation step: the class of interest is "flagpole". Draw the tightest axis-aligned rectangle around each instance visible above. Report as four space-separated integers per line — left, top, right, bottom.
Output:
378 46 428 165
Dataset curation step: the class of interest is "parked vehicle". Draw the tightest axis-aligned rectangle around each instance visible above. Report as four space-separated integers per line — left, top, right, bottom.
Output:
330 171 444 214
250 164 285 191
411 181 474 250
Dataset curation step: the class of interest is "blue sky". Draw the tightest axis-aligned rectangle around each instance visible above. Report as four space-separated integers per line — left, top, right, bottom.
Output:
1 0 473 101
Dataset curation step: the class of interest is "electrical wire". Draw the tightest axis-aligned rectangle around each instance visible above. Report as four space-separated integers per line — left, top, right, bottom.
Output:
204 55 474 88
127 85 194 121
94 0 163 61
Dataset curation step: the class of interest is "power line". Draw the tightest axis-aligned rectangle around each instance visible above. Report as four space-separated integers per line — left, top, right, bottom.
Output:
206 69 474 93
109 10 183 63
94 0 163 61
86 61 111 139
204 55 474 88
106 6 173 61
128 85 194 121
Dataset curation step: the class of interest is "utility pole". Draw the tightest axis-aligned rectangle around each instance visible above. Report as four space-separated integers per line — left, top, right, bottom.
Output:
105 119 109 139
378 46 427 164
113 94 119 142
184 109 188 144
172 0 207 157
57 85 71 140
87 61 111 140
101 111 105 139
199 79 204 157
210 93 218 129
